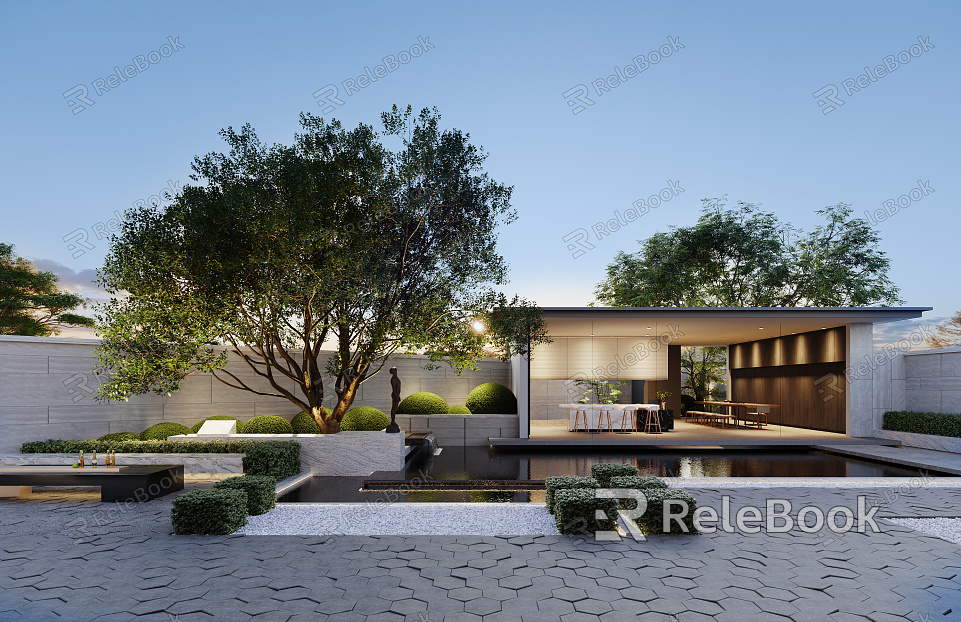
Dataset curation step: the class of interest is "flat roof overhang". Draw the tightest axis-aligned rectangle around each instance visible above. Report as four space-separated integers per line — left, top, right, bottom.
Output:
541 307 931 346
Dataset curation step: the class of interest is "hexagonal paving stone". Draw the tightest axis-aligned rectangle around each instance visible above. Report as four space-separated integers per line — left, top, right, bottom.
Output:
551 587 588 602
389 597 427 616
464 597 502 616
573 598 614 615
448 587 483 602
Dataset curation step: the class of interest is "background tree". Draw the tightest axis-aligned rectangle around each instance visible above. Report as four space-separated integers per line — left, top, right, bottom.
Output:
927 311 961 348
594 198 902 307
95 106 549 432
681 346 726 401
0 243 94 336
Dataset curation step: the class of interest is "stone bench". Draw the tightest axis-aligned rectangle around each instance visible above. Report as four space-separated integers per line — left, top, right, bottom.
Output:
0 464 184 503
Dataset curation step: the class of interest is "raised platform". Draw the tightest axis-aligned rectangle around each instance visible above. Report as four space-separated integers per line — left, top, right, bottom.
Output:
491 419 900 449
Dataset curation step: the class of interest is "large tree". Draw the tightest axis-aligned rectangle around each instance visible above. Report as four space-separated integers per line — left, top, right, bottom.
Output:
95 106 548 432
681 346 726 401
594 198 902 307
0 243 94 336
927 311 961 348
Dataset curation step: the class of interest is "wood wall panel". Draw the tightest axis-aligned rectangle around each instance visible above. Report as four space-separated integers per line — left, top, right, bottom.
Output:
731 327 845 369
731 362 846 433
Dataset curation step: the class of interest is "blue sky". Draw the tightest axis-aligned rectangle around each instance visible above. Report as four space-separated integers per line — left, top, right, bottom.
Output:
1 1 957 343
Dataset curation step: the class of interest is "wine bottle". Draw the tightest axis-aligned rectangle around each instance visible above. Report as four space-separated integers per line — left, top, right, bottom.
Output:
79 450 84 468
92 451 98 468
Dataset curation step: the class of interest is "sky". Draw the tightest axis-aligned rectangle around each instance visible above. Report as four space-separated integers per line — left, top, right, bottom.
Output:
1 1 958 345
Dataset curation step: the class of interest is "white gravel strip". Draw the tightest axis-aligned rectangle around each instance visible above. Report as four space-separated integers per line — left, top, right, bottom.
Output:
236 502 561 536
887 518 961 546
670 477 961 488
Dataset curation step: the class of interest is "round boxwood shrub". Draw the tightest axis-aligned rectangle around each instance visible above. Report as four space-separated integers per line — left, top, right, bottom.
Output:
291 410 326 434
190 416 246 434
448 405 472 414
340 406 390 431
98 432 141 443
397 392 449 415
466 382 517 414
243 415 293 434
140 422 192 441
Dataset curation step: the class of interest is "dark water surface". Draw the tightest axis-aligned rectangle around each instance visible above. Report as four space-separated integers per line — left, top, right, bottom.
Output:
281 446 939 503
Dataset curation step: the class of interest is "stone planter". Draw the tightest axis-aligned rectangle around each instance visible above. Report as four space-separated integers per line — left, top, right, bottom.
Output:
169 432 406 476
873 429 961 454
394 414 519 446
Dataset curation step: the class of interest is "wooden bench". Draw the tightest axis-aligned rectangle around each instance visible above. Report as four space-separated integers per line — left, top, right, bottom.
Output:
0 465 184 503
687 411 734 428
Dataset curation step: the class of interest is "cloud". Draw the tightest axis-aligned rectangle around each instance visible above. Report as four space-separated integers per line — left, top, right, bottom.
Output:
873 317 942 352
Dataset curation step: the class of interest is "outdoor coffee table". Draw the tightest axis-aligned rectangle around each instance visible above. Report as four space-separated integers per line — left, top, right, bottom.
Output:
0 464 184 503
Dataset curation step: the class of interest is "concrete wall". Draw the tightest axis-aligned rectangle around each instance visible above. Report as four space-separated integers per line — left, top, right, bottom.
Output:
874 345 961 426
395 414 518 446
0 335 510 453
529 379 635 421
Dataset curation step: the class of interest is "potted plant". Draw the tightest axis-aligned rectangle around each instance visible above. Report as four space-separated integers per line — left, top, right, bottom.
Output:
656 390 672 410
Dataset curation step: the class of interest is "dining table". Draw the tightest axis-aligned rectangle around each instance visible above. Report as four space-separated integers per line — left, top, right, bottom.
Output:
693 401 780 428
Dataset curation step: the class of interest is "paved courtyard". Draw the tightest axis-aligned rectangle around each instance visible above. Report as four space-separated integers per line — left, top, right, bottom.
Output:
1 484 959 622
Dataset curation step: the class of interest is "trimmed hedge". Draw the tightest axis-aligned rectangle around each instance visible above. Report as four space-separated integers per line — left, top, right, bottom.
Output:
243 415 294 434
634 488 699 535
466 382 517 414
140 422 192 441
190 416 245 434
240 443 301 479
97 432 141 443
397 392 449 415
554 488 618 536
590 463 639 488
448 405 472 414
291 411 324 434
214 475 277 515
171 488 248 535
340 406 390 431
545 475 598 514
883 411 961 438
20 440 301 479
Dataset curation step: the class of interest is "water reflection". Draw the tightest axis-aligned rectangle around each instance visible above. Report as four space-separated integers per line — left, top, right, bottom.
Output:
284 446 932 503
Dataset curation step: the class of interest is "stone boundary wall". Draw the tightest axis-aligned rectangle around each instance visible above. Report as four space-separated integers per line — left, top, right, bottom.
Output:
873 345 961 430
395 414 519 446
0 335 510 453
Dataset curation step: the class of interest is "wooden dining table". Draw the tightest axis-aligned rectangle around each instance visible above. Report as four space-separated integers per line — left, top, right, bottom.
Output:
693 401 781 429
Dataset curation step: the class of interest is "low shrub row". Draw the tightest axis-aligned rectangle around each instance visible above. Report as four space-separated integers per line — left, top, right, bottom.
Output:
170 475 279 535
20 440 301 479
547 464 698 536
883 411 961 438
393 383 518 415
590 463 639 488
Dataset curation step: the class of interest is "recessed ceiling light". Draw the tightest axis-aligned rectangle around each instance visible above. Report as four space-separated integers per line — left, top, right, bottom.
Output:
759 327 764 330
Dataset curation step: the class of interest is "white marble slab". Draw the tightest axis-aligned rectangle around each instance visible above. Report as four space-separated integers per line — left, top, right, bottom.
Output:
197 419 237 435
873 429 961 453
168 432 405 476
0 453 244 474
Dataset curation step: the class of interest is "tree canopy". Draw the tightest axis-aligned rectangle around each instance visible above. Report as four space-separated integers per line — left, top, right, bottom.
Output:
594 198 902 308
0 243 94 336
927 311 961 348
95 106 548 432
